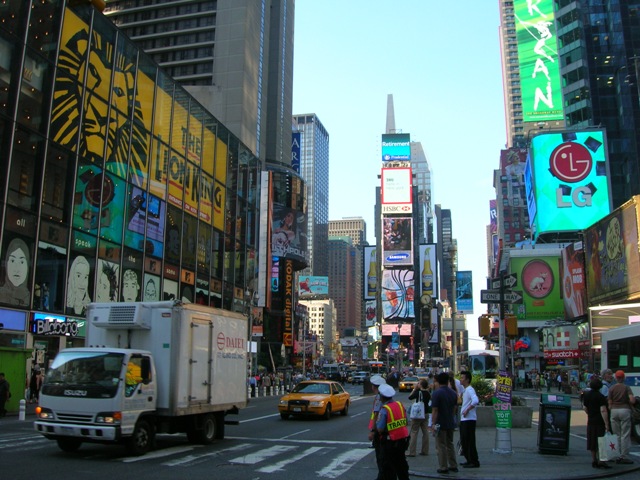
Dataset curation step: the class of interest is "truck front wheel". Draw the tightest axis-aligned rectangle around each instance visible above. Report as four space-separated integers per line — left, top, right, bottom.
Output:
126 419 155 456
57 438 82 452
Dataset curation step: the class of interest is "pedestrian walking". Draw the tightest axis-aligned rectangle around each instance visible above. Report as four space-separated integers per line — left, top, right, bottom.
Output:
376 384 410 480
407 378 430 457
0 372 10 417
459 371 480 468
430 372 459 474
29 366 43 404
582 376 612 469
608 370 636 464
368 374 387 480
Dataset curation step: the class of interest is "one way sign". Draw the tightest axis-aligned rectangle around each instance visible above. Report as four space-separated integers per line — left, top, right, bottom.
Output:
491 273 518 290
480 289 523 305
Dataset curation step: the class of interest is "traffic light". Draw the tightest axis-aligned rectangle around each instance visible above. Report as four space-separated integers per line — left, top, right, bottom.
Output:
478 314 492 337
505 314 518 337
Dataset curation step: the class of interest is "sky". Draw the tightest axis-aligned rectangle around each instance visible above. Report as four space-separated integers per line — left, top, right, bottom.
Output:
292 1 506 348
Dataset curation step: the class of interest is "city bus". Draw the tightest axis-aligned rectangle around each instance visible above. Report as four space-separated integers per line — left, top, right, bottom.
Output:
458 349 499 379
368 360 385 375
601 324 640 438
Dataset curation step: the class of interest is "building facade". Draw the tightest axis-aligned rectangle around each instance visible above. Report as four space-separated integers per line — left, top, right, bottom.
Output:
0 2 260 411
104 0 295 165
293 114 329 277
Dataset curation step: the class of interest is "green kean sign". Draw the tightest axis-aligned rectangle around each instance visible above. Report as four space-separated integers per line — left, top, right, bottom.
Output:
514 0 563 122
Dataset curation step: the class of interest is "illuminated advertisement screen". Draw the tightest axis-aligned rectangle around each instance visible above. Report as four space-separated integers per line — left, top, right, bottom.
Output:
364 246 377 300
381 133 411 161
381 168 412 204
298 276 329 297
560 243 586 321
382 217 413 266
381 269 415 320
418 244 437 300
529 130 611 235
514 0 563 121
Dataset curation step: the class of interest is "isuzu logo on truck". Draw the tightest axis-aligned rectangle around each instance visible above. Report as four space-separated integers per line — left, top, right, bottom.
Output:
64 390 88 396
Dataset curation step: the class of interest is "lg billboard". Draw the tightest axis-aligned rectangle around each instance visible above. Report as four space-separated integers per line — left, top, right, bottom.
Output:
525 130 611 238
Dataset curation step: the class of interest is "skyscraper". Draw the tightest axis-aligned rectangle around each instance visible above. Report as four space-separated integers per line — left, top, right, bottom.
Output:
293 113 330 276
104 0 295 164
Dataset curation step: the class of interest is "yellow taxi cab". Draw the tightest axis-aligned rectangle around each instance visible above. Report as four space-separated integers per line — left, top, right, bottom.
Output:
278 380 350 420
399 375 420 392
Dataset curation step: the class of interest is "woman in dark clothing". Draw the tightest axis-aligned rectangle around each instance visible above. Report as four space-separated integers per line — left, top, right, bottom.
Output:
582 377 612 469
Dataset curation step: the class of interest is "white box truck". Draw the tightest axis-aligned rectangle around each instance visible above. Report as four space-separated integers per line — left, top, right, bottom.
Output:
34 301 248 455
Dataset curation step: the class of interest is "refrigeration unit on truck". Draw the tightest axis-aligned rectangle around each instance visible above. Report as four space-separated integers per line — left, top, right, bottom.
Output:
34 301 248 455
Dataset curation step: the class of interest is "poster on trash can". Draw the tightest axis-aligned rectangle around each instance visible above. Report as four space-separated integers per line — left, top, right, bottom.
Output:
495 370 513 403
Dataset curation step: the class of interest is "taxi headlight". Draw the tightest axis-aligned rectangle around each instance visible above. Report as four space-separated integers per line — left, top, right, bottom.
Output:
279 400 288 405
309 401 322 407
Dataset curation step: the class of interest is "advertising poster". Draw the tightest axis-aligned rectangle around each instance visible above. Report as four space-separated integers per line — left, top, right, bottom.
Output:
381 133 411 161
365 299 377 327
510 255 564 320
381 269 415 320
298 276 329 297
125 185 166 256
381 168 412 205
456 270 473 314
418 244 437 301
514 0 563 121
584 199 640 304
364 246 377 300
528 130 611 236
271 205 307 264
382 217 413 266
560 243 586 321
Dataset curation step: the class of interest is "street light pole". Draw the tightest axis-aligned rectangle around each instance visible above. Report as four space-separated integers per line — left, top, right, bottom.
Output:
449 244 457 374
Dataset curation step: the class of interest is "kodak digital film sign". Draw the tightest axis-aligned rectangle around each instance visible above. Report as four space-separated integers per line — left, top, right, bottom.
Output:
525 130 611 238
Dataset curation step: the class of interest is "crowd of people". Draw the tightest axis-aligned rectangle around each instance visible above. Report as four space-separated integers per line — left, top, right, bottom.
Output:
368 368 479 478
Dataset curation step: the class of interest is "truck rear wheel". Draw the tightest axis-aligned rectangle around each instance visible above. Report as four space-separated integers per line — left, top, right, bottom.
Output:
126 419 155 456
57 438 82 452
187 413 218 445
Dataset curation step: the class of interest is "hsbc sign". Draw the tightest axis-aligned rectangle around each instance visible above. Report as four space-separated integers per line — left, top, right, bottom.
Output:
382 204 413 214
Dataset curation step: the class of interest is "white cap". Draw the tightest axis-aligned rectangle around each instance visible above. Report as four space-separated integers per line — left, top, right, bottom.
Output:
370 375 386 386
378 384 396 398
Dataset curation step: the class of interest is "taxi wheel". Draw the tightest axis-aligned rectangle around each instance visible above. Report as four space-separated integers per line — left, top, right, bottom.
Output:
280 413 289 420
323 403 332 420
341 401 349 416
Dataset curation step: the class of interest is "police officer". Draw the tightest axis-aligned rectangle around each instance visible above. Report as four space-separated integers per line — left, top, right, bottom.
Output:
368 375 386 479
376 384 410 480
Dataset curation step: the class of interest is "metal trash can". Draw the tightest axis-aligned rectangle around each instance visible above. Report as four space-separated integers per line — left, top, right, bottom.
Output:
538 393 571 455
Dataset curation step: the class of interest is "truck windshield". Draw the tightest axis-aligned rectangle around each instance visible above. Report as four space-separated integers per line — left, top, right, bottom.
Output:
42 351 125 398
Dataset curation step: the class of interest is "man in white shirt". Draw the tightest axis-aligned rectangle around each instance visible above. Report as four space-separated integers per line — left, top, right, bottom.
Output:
459 371 480 468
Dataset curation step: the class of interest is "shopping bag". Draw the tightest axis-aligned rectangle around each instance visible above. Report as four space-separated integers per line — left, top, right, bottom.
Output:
598 432 619 462
409 400 425 420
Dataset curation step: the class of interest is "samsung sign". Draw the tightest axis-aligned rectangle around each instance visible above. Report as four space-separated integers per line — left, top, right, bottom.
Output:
381 133 411 161
526 130 612 237
385 252 411 264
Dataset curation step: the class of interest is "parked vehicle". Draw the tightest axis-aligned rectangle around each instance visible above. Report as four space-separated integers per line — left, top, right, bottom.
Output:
278 380 350 420
351 371 368 384
34 301 248 455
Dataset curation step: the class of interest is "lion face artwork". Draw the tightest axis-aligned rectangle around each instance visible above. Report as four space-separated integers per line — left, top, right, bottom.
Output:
51 11 149 187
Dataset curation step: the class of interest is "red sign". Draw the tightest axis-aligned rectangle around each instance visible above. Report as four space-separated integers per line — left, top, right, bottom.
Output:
549 142 592 183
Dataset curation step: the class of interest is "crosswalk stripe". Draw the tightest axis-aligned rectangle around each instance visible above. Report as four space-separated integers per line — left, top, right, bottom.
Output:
119 445 202 463
163 443 253 466
229 444 296 464
316 448 373 479
257 446 324 473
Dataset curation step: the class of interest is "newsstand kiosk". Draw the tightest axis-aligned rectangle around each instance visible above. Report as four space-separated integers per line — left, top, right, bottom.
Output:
538 393 572 455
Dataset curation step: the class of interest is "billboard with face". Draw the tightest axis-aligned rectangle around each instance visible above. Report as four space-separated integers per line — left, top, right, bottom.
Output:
584 196 640 304
526 130 611 237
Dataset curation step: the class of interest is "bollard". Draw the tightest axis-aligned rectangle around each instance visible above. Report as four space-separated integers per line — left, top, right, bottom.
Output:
493 427 513 454
19 398 26 421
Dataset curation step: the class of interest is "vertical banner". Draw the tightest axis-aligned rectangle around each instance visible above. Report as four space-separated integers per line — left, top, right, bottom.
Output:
364 246 377 300
493 370 513 429
456 270 473 314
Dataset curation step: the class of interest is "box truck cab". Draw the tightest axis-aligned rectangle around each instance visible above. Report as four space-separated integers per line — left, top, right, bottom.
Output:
35 301 248 455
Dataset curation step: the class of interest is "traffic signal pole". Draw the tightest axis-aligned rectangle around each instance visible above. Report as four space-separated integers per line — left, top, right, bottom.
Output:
499 271 507 371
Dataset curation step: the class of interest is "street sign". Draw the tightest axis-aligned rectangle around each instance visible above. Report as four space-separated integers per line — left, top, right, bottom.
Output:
480 289 524 305
491 273 518 290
